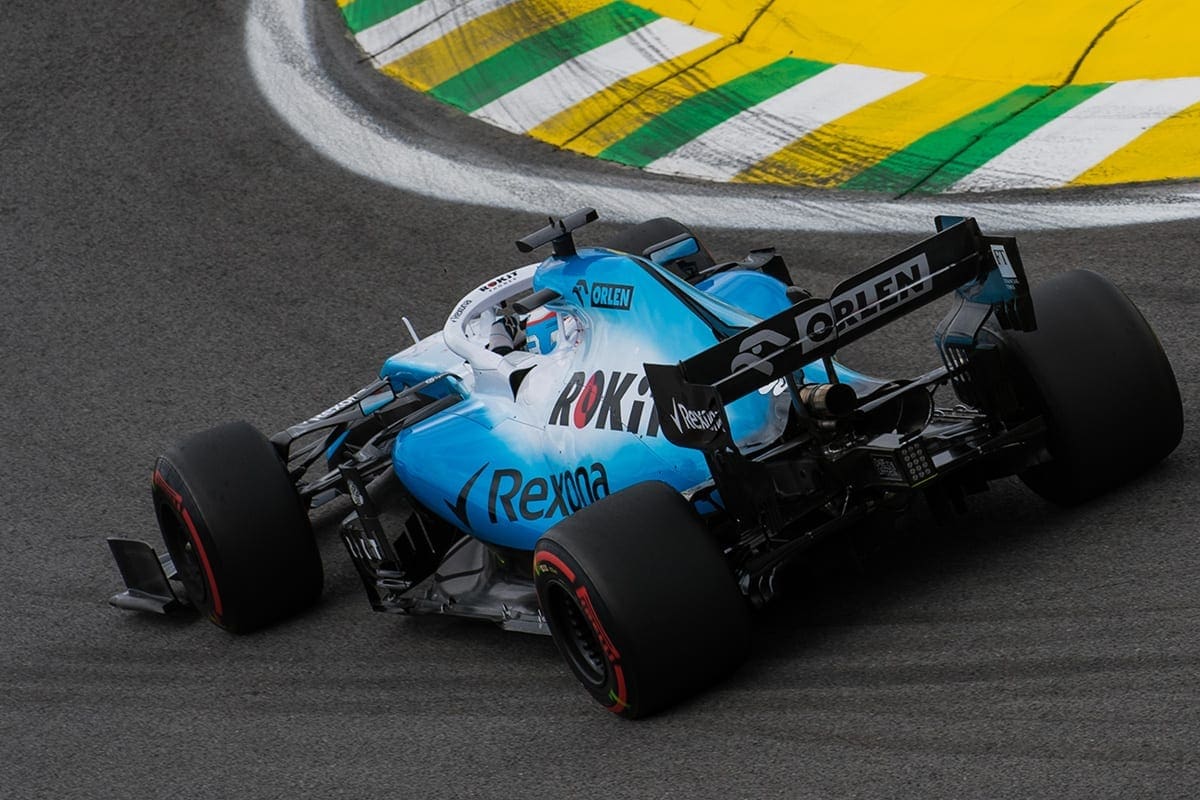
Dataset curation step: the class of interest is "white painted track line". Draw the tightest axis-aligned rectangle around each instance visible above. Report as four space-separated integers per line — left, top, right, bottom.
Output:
360 0 522 68
472 18 719 134
647 64 924 182
952 77 1200 192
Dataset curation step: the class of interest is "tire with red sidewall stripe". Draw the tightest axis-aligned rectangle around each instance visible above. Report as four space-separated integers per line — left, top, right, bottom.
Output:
534 481 749 719
152 421 323 633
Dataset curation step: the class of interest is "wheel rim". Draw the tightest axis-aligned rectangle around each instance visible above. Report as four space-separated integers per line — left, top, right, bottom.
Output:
544 582 607 687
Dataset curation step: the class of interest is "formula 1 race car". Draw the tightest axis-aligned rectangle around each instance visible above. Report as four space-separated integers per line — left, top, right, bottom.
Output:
109 209 1182 718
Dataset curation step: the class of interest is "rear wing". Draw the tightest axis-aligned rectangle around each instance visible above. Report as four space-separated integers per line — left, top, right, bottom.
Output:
644 217 1035 450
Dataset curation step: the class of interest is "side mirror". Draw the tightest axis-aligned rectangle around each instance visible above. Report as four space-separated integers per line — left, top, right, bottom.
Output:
645 233 700 264
358 385 396 416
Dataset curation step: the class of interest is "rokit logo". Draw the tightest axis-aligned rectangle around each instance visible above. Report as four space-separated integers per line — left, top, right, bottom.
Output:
476 270 521 294
451 270 524 323
571 279 635 310
448 462 611 526
548 370 660 437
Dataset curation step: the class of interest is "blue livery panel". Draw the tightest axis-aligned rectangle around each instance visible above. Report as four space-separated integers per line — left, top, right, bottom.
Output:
382 247 836 551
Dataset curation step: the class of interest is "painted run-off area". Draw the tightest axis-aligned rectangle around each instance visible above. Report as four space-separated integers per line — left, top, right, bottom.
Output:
336 0 1200 193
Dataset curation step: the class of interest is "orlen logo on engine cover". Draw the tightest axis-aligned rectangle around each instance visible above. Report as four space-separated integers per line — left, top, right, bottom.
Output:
571 279 634 310
548 370 660 437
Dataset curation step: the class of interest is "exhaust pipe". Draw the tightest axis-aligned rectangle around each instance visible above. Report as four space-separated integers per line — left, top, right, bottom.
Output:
798 382 857 418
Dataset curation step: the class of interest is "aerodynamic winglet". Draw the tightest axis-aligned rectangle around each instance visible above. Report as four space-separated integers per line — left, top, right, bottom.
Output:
515 207 599 258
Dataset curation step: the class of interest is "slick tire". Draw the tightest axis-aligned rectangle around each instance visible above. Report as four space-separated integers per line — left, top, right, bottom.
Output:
995 269 1182 504
152 421 323 633
534 481 750 719
605 218 715 273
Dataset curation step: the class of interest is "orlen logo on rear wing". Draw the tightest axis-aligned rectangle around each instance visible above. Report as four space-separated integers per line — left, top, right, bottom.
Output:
647 219 1009 429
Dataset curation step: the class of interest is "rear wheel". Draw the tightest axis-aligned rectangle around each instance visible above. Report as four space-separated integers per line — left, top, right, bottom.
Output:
995 269 1182 504
534 481 750 718
152 421 323 633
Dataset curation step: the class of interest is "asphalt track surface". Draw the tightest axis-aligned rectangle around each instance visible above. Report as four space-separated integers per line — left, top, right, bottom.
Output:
2 2 1197 798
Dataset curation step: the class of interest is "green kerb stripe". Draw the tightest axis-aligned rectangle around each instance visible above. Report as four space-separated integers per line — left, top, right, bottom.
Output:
912 83 1112 194
841 85 1052 194
341 0 425 35
599 58 831 169
430 1 659 114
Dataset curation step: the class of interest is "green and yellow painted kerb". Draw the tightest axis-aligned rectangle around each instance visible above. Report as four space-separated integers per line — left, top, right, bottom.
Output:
335 0 1200 193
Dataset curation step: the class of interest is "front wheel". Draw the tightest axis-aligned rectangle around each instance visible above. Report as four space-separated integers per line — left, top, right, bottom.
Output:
152 421 323 633
534 481 750 718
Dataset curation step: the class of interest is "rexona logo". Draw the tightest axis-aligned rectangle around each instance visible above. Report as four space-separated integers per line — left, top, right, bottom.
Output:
451 462 612 525
571 279 634 310
548 370 660 437
305 391 359 423
669 398 724 434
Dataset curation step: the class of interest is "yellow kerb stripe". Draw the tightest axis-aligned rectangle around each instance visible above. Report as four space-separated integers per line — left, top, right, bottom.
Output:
1071 102 1200 186
380 0 610 92
630 0 759 35
562 44 784 157
1073 0 1200 82
735 75 1018 187
741 0 1134 84
528 37 729 148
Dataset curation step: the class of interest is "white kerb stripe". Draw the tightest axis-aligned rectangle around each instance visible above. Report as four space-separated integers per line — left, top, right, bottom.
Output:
470 18 719 134
950 77 1200 192
645 63 924 183
360 0 522 67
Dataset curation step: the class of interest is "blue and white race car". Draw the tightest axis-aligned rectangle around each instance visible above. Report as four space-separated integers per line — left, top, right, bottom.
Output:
109 209 1182 718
